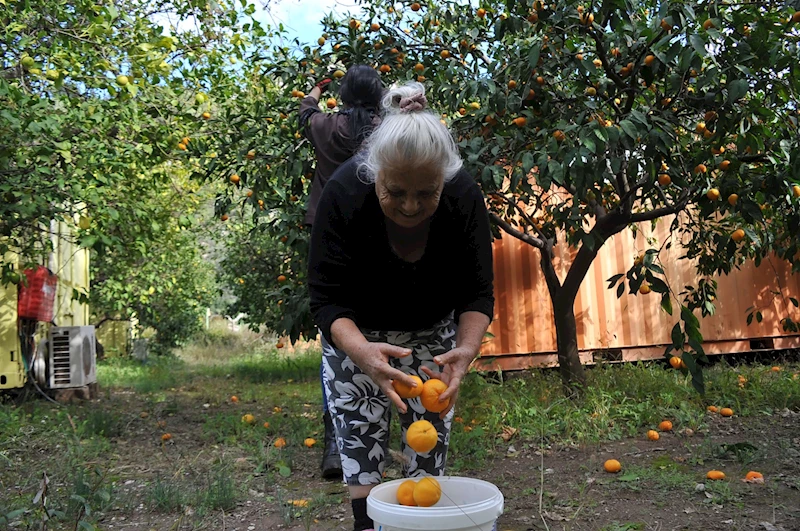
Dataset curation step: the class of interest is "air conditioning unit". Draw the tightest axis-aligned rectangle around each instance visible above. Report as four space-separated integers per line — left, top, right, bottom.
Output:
48 326 97 389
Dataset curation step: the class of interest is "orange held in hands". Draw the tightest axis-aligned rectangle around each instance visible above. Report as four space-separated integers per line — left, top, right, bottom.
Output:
407 420 438 453
413 476 442 507
420 379 450 413
393 375 423 399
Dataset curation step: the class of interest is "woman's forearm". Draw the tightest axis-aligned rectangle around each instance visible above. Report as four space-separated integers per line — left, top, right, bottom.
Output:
455 311 491 354
330 317 369 361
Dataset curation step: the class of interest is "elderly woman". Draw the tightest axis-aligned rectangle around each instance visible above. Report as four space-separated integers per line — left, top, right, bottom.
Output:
307 82 494 531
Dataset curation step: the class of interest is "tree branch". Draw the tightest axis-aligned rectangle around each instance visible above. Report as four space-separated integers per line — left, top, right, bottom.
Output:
628 190 692 223
489 212 546 250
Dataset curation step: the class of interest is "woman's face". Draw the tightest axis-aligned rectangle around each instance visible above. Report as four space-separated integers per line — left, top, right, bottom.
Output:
376 165 444 228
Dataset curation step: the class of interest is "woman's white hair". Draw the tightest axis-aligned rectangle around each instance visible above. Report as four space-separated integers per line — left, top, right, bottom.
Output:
357 82 463 184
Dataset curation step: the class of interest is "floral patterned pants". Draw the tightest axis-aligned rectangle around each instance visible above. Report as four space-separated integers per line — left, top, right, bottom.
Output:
321 315 456 486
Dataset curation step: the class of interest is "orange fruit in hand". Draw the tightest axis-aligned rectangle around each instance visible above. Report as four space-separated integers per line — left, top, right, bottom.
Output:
420 379 450 413
393 375 423 399
413 476 442 507
646 430 659 441
396 479 417 506
658 420 673 431
720 407 734 417
706 470 725 480
604 459 621 473
406 420 438 453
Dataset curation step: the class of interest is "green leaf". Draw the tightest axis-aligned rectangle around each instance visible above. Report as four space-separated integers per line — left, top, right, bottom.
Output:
619 120 638 139
671 323 683 349
527 43 541 69
727 79 749 104
690 34 707 57
661 293 673 315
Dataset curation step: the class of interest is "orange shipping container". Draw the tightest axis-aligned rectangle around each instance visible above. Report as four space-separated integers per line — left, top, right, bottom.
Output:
479 217 800 370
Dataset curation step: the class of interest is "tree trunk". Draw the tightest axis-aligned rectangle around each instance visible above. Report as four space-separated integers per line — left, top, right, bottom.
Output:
538 243 587 395
552 292 586 394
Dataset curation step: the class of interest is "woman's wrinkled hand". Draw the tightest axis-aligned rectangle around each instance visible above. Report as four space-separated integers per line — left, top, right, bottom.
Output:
350 342 418 413
420 346 477 418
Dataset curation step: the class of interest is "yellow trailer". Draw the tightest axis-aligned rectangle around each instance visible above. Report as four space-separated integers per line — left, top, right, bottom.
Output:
0 253 25 389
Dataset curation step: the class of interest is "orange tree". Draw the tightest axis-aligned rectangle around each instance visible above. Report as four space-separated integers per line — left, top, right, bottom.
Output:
1 0 270 347
206 0 800 392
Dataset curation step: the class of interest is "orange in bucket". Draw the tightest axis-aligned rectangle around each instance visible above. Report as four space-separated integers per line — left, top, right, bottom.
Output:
413 476 442 507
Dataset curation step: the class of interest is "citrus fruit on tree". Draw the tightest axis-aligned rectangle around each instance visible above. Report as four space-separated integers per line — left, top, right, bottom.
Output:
420 379 450 413
669 356 683 369
413 476 442 507
406 419 438 453
396 479 417 506
393 375 423 399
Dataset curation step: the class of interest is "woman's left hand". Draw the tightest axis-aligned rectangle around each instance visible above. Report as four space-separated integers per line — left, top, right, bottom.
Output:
420 346 477 418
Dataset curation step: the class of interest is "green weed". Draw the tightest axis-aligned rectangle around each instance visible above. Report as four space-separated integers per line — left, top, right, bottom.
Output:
78 408 125 438
146 477 185 512
195 464 238 513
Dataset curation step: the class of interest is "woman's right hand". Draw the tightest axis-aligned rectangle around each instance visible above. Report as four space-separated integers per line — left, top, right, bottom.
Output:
349 342 417 413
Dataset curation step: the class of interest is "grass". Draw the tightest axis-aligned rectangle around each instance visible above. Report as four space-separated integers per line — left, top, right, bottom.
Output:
1 323 798 527
146 477 185 513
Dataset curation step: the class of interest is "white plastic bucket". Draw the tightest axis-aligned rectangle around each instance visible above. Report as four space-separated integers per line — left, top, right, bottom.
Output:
367 476 504 531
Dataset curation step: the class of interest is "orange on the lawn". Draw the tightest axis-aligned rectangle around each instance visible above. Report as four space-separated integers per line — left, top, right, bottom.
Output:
406 420 438 453
706 470 726 480
604 459 621 473
658 420 673 431
745 471 763 481
646 430 659 441
720 407 734 417
393 375 423 399
274 437 287 448
396 479 417 506
420 378 450 413
707 405 718 413
413 476 442 507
